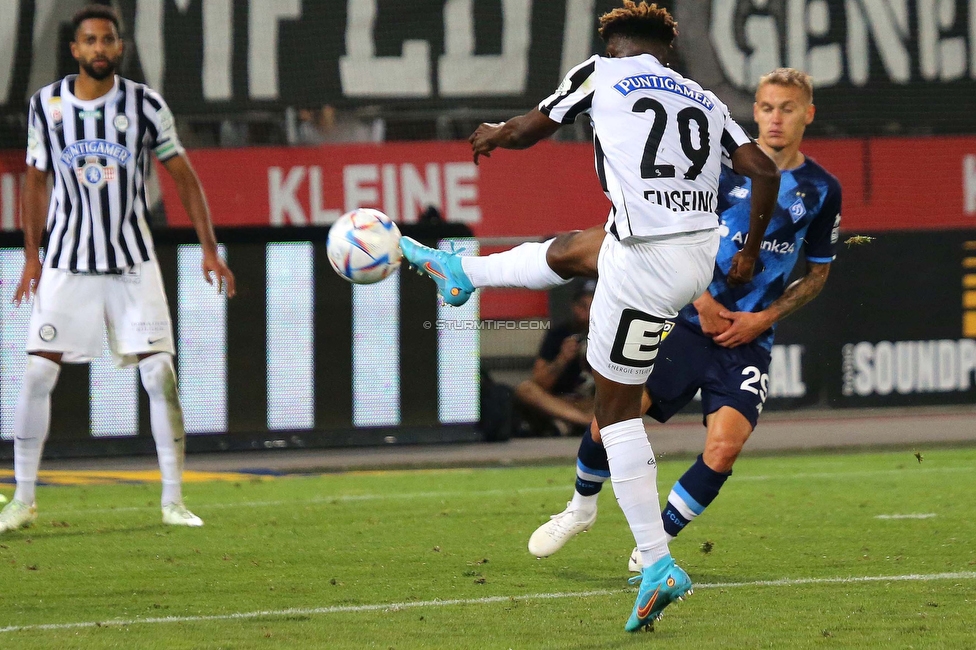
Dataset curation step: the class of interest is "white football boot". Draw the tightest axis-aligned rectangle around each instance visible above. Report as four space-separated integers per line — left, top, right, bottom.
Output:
0 499 37 533
161 502 204 527
628 546 644 572
527 502 597 557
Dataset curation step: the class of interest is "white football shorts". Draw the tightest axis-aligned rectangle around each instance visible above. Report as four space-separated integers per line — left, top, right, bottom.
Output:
586 229 719 384
26 260 175 367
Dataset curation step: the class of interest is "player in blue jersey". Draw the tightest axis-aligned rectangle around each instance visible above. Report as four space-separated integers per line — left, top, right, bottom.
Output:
525 68 842 565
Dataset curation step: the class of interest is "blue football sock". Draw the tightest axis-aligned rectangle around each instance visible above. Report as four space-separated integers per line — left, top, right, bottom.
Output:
662 454 731 537
574 425 610 497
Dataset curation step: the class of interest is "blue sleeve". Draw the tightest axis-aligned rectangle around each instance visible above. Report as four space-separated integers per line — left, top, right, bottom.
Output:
804 182 842 263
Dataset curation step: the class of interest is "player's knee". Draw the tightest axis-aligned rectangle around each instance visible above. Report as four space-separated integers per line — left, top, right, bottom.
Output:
139 353 179 403
545 232 580 278
22 355 61 398
703 437 744 473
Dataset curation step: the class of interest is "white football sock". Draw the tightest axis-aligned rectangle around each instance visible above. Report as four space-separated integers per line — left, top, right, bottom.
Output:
460 239 570 289
601 418 670 566
13 355 61 505
569 491 598 516
139 354 186 507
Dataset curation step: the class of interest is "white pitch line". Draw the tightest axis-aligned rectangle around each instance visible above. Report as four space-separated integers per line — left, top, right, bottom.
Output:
1 571 974 635
874 513 937 520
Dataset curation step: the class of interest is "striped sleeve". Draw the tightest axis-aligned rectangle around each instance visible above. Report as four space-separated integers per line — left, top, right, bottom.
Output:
720 112 754 168
538 56 597 125
143 88 185 162
25 94 49 171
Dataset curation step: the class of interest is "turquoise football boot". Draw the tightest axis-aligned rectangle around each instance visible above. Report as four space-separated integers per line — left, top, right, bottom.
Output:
399 237 475 307
625 555 693 632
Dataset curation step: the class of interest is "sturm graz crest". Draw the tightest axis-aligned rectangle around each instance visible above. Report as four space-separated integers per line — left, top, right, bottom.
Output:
38 324 57 342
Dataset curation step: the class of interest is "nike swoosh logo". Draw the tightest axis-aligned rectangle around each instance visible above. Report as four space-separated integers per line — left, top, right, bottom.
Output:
637 586 661 619
424 262 447 281
147 337 166 345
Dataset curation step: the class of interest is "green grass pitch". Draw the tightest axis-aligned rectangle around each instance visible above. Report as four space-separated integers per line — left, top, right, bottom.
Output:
1 447 974 649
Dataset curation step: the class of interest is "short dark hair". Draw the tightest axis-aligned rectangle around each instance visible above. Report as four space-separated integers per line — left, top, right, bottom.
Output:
598 1 678 47
72 4 121 39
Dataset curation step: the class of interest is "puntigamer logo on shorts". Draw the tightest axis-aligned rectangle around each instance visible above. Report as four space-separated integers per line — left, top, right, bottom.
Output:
38 324 57 342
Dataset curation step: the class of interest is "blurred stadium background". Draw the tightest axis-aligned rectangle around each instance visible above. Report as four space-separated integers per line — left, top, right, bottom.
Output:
0 0 974 458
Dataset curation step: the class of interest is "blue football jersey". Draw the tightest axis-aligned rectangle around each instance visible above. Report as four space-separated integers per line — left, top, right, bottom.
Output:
677 156 842 350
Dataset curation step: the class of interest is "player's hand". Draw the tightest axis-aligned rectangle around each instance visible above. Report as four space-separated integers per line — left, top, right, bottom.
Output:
713 310 771 348
693 293 732 337
202 251 236 298
469 122 503 164
698 306 732 338
13 257 42 306
726 251 758 286
557 335 580 363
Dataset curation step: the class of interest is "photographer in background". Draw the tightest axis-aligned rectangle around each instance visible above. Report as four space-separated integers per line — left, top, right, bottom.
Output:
515 279 595 436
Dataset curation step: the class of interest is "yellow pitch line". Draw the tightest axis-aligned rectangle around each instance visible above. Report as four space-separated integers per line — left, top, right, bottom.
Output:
0 470 272 486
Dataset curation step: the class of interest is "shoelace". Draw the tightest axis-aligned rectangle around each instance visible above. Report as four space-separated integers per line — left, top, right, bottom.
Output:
446 241 467 256
407 241 466 273
548 507 591 535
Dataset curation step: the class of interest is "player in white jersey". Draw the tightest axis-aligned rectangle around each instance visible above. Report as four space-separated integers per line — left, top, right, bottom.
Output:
401 2 780 630
0 6 235 534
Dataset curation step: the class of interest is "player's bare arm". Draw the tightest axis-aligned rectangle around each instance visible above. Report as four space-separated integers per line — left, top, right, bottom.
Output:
163 154 236 298
469 109 561 164
714 261 830 348
727 142 779 286
14 167 50 306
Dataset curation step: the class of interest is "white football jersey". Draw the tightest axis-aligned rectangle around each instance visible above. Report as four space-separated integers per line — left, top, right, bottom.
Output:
26 75 184 272
540 54 753 239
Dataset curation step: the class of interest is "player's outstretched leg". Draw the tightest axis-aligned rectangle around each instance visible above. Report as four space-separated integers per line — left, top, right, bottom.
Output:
528 424 607 557
625 555 693 632
401 235 578 306
140 353 203 527
399 237 476 306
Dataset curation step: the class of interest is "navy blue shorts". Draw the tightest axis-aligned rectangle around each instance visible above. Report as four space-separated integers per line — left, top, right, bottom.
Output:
645 320 771 429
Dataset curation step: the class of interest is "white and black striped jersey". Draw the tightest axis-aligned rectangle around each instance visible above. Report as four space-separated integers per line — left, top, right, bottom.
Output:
540 54 754 240
26 75 184 272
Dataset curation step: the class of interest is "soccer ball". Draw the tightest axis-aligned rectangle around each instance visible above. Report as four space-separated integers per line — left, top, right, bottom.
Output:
326 208 402 284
